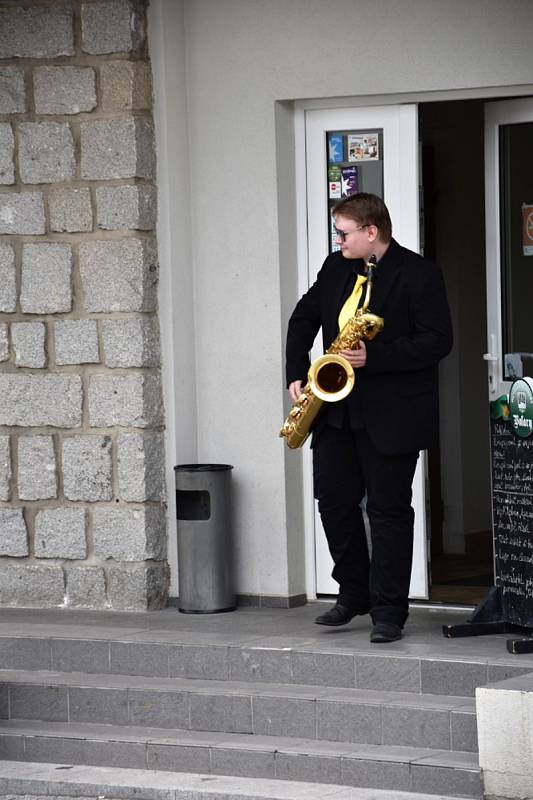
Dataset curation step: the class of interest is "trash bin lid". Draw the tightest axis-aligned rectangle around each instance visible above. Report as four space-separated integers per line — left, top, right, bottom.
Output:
174 463 233 472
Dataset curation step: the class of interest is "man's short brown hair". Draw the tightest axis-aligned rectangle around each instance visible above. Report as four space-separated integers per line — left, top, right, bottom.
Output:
332 193 392 243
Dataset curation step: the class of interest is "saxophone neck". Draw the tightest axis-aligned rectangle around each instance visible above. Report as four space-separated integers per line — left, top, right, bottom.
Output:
362 254 377 312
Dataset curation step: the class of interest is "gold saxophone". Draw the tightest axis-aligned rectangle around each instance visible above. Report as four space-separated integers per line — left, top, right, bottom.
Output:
280 255 384 449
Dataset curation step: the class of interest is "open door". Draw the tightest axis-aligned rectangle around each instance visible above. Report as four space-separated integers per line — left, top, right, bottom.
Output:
304 104 429 599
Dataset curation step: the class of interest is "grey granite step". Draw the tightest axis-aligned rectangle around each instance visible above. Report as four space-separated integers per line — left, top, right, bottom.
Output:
0 760 482 800
0 633 530 696
0 669 477 751
0 719 482 797
0 610 499 799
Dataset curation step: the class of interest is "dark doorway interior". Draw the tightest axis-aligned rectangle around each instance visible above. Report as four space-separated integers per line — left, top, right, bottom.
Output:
419 99 493 605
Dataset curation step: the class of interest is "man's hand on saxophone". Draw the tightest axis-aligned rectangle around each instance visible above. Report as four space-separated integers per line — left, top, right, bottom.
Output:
339 340 367 369
288 380 303 403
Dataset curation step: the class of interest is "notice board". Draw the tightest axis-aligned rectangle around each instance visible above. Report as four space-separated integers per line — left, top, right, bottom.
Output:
491 377 533 627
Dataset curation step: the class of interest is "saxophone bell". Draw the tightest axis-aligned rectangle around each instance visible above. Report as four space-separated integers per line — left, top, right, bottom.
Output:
279 353 354 449
308 354 354 403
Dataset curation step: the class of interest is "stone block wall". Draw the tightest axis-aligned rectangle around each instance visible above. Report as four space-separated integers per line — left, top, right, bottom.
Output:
0 0 169 610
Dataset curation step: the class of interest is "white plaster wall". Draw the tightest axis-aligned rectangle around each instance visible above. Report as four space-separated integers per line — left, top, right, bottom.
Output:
477 678 533 799
149 0 197 595
155 0 533 599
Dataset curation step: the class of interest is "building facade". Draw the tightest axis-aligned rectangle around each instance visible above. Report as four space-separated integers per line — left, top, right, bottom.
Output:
1 0 533 610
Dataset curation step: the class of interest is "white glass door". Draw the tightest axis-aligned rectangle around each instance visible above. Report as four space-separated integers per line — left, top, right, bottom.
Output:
304 104 429 599
485 98 533 402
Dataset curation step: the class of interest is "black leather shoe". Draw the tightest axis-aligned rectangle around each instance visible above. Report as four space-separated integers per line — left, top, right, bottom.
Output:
370 622 402 643
315 603 368 626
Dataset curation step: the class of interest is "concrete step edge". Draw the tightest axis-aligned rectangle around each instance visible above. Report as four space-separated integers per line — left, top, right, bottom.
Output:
0 718 481 767
0 760 482 800
0 668 477 710
2 671 478 753
0 632 501 663
1 633 530 698
1 631 527 668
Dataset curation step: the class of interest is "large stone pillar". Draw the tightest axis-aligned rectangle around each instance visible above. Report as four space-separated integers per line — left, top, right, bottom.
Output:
0 0 168 610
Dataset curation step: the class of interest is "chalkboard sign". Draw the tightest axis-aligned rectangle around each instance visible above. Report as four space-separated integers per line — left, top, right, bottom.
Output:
491 378 533 627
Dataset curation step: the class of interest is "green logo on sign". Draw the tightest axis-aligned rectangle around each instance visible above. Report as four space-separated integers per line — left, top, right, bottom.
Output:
509 377 533 438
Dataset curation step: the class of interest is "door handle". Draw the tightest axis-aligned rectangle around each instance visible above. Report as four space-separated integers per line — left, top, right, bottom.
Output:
483 333 498 362
483 334 498 394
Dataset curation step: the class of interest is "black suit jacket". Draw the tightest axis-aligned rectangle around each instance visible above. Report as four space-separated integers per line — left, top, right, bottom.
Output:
285 239 453 455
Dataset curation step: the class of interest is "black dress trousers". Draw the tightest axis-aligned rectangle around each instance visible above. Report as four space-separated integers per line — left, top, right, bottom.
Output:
312 422 419 627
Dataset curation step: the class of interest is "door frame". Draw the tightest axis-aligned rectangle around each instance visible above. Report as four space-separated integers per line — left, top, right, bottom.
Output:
293 85 533 602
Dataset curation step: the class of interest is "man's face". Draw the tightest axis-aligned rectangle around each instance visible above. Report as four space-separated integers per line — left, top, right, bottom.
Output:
334 214 376 260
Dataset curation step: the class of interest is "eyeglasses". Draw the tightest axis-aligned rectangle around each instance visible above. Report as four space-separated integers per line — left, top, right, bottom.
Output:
334 224 371 242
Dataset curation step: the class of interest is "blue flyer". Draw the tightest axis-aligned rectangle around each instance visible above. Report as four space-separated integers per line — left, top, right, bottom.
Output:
328 134 344 164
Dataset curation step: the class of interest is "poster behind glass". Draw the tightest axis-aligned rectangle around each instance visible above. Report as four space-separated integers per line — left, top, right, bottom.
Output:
327 129 384 253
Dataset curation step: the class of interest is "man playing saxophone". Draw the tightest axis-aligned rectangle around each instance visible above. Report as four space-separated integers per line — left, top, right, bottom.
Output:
285 194 452 642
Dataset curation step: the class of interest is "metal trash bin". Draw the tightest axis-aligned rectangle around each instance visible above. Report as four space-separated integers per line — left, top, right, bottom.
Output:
174 463 235 613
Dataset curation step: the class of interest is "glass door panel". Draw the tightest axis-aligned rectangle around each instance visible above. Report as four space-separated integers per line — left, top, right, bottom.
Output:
500 122 533 381
485 99 533 400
